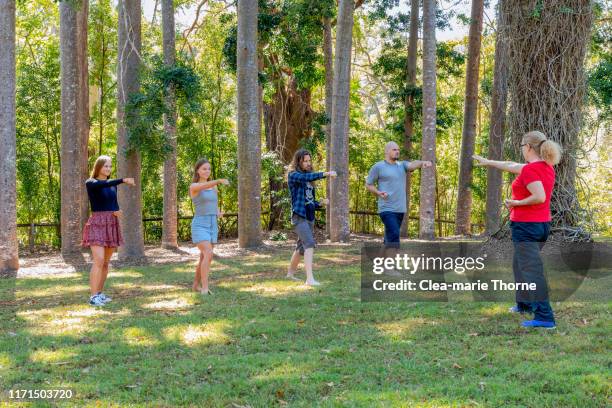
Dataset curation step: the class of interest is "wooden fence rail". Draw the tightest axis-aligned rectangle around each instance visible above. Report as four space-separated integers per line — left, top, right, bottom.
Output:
16 210 484 249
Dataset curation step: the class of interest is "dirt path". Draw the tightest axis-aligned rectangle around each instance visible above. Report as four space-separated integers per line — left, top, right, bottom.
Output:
14 233 381 279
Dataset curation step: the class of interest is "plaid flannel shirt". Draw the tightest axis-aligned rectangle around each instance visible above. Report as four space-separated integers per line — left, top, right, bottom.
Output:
288 171 326 219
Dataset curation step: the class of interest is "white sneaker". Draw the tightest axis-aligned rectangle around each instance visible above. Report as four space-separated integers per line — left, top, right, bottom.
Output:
97 292 112 303
89 294 106 306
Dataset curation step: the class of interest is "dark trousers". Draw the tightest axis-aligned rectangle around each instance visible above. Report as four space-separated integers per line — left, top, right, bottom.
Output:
379 212 404 248
511 221 555 322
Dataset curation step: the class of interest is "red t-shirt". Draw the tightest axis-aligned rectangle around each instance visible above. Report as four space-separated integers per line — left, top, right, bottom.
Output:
510 161 555 222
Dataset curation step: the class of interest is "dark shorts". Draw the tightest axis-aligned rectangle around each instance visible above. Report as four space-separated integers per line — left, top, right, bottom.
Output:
292 213 316 255
379 211 405 248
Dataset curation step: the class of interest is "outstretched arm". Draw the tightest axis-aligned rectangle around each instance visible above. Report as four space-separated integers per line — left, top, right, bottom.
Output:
190 179 229 198
86 178 134 190
288 171 326 183
404 160 433 171
473 154 525 174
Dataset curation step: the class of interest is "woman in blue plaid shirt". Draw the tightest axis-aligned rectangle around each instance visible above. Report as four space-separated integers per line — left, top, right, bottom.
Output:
287 149 337 286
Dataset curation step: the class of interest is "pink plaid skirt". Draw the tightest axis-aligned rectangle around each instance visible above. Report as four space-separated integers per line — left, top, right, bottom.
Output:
81 211 124 248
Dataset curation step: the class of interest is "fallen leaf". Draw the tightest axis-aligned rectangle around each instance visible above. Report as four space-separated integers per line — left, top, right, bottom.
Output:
452 363 462 369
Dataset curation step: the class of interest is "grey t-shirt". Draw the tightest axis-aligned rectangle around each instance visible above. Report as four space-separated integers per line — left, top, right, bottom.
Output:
366 160 410 213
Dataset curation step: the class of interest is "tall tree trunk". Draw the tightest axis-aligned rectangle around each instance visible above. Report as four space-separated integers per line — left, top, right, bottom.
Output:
400 0 419 238
418 0 437 240
77 0 89 239
161 0 178 249
455 0 484 235
264 102 284 231
267 78 315 164
0 0 19 273
503 0 592 232
60 0 87 256
117 0 145 260
329 0 354 242
323 16 333 237
236 0 262 248
485 0 509 234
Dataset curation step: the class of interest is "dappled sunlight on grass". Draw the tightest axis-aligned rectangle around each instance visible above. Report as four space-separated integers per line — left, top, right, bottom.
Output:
3 245 609 406
20 307 130 336
0 352 12 370
30 348 77 364
375 317 430 339
227 280 315 297
480 303 511 317
108 271 144 278
251 361 312 382
123 327 160 347
163 321 231 347
138 283 183 291
16 284 89 299
142 296 194 311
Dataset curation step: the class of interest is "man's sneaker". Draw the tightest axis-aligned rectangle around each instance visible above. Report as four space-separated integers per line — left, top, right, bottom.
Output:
521 319 556 329
89 294 106 306
97 292 112 303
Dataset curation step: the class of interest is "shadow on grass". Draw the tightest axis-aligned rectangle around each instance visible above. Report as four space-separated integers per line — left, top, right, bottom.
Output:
0 246 609 406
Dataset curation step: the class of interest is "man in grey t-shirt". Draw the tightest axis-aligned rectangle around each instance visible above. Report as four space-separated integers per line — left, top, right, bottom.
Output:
366 141 432 248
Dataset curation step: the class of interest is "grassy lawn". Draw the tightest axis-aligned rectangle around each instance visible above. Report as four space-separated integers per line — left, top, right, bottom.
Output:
0 245 610 407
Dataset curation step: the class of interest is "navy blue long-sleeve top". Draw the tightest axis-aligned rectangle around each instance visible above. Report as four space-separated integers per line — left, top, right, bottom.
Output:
85 178 124 212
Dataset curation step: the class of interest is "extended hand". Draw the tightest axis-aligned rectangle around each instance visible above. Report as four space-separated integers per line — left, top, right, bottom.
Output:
123 178 135 186
217 179 230 186
326 171 337 178
420 160 433 168
472 155 489 167
320 198 330 206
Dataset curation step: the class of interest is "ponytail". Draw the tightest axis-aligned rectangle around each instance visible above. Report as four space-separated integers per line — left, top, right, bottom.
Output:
539 140 562 166
522 130 563 166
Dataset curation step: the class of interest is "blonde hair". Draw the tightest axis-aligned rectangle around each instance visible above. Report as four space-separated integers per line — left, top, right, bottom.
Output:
522 131 562 166
90 155 112 179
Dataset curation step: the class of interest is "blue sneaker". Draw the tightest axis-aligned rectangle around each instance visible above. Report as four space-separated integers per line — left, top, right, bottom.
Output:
97 292 112 303
521 319 556 329
89 294 106 307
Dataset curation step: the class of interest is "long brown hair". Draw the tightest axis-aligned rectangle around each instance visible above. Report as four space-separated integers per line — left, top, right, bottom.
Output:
288 149 312 173
192 158 210 182
89 155 112 180
522 131 562 166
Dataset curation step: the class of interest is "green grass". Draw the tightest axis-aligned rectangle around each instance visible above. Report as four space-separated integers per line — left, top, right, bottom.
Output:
0 245 610 407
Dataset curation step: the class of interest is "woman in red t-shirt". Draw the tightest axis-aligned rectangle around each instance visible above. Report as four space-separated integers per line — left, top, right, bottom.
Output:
474 131 562 329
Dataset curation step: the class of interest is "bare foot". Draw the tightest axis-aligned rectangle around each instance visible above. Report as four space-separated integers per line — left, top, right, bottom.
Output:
192 284 201 292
